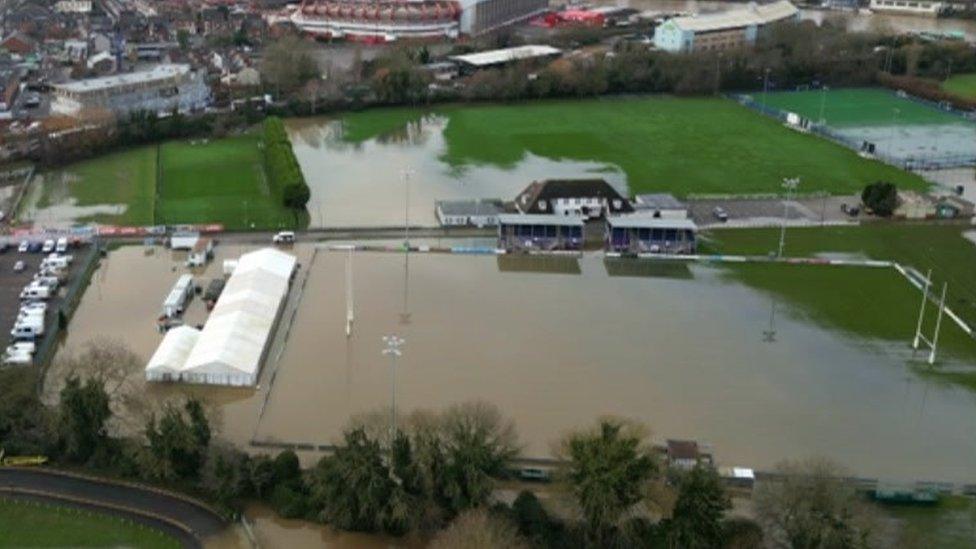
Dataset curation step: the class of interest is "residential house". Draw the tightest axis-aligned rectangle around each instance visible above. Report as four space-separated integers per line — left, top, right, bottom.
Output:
666 439 713 470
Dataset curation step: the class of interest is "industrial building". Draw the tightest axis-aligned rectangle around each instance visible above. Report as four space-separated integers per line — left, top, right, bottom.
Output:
146 248 297 386
450 44 561 73
51 64 210 118
289 0 549 42
653 1 799 53
605 215 697 255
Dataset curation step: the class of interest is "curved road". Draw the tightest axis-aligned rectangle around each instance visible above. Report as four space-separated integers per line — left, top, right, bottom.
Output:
0 468 227 548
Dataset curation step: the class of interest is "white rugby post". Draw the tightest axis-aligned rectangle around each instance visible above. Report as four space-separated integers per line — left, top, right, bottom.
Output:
912 270 948 365
929 283 947 365
382 335 405 437
912 269 932 350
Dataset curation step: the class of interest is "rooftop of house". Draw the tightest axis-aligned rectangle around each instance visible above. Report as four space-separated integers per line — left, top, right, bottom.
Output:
516 178 633 214
667 439 701 460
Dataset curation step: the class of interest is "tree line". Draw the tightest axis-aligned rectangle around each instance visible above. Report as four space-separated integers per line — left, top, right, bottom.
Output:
1 340 886 548
262 116 310 211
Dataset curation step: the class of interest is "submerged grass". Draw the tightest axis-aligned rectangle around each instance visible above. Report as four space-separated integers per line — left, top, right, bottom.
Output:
879 495 976 549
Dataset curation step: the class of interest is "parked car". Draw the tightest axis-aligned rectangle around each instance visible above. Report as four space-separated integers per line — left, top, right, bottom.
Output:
713 206 729 222
272 231 295 244
13 260 25 272
55 237 69 253
27 241 42 253
18 240 29 253
0 242 9 253
3 350 32 365
41 240 55 253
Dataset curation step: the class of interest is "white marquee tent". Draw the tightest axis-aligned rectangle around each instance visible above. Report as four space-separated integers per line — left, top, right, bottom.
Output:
145 248 297 386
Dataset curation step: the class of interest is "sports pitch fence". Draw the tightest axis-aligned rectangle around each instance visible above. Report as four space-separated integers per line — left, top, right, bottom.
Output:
734 92 976 170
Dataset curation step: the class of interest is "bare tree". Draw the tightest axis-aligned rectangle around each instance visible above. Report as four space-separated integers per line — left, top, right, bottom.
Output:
429 509 529 549
754 457 879 549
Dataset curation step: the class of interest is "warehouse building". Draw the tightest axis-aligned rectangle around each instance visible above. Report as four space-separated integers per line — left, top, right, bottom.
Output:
51 64 210 117
653 1 799 53
146 248 297 386
289 0 549 42
450 44 561 74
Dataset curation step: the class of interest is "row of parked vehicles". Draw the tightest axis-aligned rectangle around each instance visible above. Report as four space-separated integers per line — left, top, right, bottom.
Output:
3 248 75 366
11 237 70 254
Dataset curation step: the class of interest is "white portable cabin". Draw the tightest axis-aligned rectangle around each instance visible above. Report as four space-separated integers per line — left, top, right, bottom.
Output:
170 232 200 251
162 274 194 318
186 238 213 267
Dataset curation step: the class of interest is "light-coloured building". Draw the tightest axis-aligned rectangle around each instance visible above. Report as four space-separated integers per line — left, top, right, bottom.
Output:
435 199 505 227
632 193 689 219
55 0 92 13
288 0 548 42
653 1 800 53
146 248 297 386
450 44 562 72
51 64 209 118
869 0 943 16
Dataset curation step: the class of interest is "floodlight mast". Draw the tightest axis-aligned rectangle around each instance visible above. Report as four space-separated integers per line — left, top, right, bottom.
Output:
382 335 405 438
778 177 800 258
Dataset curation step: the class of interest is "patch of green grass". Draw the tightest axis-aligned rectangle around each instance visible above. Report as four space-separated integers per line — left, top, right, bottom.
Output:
0 497 180 548
339 107 426 143
428 96 927 196
942 73 976 100
157 134 303 230
877 495 976 549
35 146 156 225
761 88 966 126
702 224 976 368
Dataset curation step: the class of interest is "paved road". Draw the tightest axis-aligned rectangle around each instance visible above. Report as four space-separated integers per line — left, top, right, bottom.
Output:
0 468 227 548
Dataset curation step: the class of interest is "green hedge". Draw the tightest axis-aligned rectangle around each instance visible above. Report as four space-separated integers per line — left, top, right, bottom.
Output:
263 117 310 210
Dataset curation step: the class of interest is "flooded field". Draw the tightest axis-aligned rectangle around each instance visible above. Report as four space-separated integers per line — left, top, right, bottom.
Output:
47 244 976 484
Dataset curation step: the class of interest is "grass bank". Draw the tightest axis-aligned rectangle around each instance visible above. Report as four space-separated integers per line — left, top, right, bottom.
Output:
335 96 928 197
0 497 179 548
942 73 976 100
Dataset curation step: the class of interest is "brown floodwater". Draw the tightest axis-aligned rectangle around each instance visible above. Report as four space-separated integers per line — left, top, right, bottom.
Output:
47 244 976 486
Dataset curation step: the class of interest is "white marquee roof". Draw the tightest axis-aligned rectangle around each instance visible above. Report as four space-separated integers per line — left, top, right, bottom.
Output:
146 326 200 377
145 247 296 385
669 1 798 32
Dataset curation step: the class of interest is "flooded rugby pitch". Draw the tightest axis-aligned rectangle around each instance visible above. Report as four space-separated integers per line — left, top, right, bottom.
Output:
47 243 976 485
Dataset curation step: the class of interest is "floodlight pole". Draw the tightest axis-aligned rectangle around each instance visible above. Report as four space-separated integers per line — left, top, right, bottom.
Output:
912 269 932 350
761 68 771 112
778 177 800 258
402 169 413 250
345 248 354 337
382 335 404 438
929 283 947 365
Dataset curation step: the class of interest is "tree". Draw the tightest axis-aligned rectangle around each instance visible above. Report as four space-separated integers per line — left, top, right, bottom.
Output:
722 518 765 549
861 181 898 217
260 35 319 96
310 427 396 532
511 490 570 547
438 401 520 514
57 375 111 463
143 399 211 482
283 183 311 209
666 463 732 549
429 509 530 549
754 458 876 549
559 418 658 547
249 454 276 499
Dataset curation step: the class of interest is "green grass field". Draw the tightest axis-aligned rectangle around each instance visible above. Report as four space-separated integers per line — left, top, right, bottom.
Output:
427 97 928 196
942 73 976 100
33 146 157 225
157 135 299 230
0 497 179 548
761 88 965 127
26 132 305 230
703 224 976 386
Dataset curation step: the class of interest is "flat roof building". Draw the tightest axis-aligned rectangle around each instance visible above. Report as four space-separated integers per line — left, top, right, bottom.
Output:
653 1 799 53
498 213 585 252
52 64 210 118
606 215 697 255
451 45 561 72
436 199 505 227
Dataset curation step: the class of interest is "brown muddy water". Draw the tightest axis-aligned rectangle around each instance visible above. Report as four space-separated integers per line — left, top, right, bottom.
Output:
285 116 627 228
46 244 976 487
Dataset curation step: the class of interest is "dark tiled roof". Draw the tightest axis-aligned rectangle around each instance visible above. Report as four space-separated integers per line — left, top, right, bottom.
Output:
667 439 700 460
516 178 632 214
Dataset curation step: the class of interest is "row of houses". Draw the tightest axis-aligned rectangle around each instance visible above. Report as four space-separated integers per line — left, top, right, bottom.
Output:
436 179 699 255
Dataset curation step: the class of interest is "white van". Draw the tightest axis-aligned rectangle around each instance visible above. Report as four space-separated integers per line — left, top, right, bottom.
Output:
3 350 32 365
272 231 295 244
55 237 69 253
20 285 51 300
11 322 44 339
17 309 44 322
32 275 59 289
41 257 69 270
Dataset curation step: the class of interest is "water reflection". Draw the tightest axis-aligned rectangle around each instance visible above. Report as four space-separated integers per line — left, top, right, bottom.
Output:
498 255 583 275
603 257 693 279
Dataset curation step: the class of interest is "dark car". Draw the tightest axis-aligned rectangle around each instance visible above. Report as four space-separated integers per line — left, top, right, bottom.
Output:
27 241 43 253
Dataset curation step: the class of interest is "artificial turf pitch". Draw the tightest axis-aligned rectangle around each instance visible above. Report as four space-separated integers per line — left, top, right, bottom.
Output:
760 88 967 127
